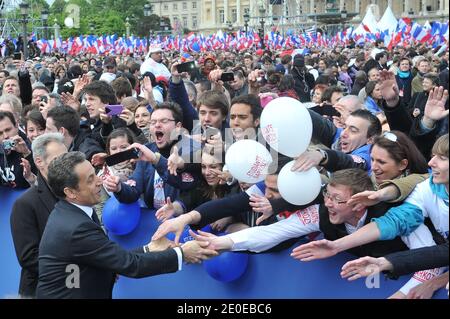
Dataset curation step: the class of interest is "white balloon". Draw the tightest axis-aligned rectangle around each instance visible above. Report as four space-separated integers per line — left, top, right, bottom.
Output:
278 161 322 205
64 17 74 28
225 140 273 183
260 97 312 157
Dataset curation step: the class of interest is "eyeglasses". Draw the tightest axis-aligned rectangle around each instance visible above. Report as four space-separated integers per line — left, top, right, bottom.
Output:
149 118 176 126
382 131 398 143
322 189 348 205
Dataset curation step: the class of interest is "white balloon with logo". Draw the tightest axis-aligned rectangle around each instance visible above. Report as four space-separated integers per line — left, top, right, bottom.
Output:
225 140 273 183
277 161 322 205
260 97 312 158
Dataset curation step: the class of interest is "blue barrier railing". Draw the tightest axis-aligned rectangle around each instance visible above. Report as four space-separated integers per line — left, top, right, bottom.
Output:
1 186 447 299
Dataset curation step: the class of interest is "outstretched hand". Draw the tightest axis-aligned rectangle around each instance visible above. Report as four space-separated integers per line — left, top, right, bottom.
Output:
341 256 391 281
291 239 339 261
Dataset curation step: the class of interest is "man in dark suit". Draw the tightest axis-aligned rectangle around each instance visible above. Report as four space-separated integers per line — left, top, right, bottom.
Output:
36 151 217 299
10 133 68 298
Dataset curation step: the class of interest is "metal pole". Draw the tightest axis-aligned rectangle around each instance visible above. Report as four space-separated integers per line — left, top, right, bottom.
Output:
23 17 28 60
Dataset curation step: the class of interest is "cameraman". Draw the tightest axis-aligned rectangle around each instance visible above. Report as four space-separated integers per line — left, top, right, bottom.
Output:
0 111 35 189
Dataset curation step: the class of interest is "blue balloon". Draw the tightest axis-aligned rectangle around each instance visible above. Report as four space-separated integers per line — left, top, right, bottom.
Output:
166 224 214 243
102 197 141 235
203 251 249 283
166 225 195 243
203 232 249 282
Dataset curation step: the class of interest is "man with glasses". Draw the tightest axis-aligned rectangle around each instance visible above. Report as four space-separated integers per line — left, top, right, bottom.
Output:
187 169 407 260
104 102 201 210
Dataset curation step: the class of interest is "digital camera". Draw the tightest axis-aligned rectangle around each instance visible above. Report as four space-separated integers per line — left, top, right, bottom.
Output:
2 139 16 151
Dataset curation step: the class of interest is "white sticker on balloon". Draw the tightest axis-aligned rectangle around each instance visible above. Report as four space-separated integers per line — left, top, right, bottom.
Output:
246 155 270 180
261 124 278 145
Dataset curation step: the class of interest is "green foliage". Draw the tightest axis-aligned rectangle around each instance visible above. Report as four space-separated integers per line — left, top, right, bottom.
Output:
46 0 170 38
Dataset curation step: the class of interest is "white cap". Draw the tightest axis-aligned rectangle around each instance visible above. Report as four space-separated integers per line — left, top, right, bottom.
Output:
99 72 116 84
148 45 163 54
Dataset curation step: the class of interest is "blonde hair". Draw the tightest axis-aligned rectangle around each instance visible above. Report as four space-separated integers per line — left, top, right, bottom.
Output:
432 134 449 158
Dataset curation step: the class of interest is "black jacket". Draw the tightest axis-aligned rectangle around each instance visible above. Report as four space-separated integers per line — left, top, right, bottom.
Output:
0 147 34 189
68 129 104 161
384 242 449 278
36 200 179 299
395 73 413 105
10 173 58 297
292 67 315 103
90 117 145 150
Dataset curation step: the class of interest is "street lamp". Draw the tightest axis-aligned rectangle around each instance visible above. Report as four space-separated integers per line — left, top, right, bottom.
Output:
89 22 95 34
41 9 49 40
259 6 266 49
160 20 166 36
19 1 29 59
341 5 347 34
227 20 233 34
243 13 250 35
53 18 60 40
125 17 131 38
144 3 152 52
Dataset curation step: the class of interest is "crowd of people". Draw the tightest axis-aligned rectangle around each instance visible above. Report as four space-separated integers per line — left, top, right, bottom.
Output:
0 37 448 299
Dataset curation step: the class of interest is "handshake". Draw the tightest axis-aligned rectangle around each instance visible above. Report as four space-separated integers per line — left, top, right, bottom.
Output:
145 236 218 264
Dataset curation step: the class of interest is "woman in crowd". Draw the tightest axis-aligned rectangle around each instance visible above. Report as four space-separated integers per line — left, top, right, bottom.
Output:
94 128 137 224
25 110 46 143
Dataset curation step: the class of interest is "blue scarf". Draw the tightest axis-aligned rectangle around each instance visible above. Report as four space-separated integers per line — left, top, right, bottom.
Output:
398 70 410 79
429 176 449 207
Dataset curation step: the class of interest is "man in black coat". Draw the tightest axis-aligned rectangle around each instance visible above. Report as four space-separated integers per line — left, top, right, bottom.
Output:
46 106 104 161
36 151 217 299
10 133 68 298
291 55 315 103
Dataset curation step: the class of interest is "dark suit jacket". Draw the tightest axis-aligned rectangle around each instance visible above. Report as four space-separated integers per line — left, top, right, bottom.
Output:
384 242 449 279
10 173 58 298
36 200 179 299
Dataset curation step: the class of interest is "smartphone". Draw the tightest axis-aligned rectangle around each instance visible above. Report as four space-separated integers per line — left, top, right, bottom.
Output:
177 61 196 73
40 96 48 103
202 125 220 141
13 52 21 60
105 105 124 116
220 72 235 82
105 148 140 166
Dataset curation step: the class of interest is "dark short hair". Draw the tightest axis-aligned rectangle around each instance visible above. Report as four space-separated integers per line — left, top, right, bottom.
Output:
328 168 374 195
151 102 183 124
423 72 440 86
25 109 46 131
350 109 382 138
48 151 86 198
32 85 50 94
321 85 343 103
375 52 387 61
230 94 262 122
47 106 80 137
0 110 16 126
67 65 83 79
105 127 136 155
83 80 117 105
